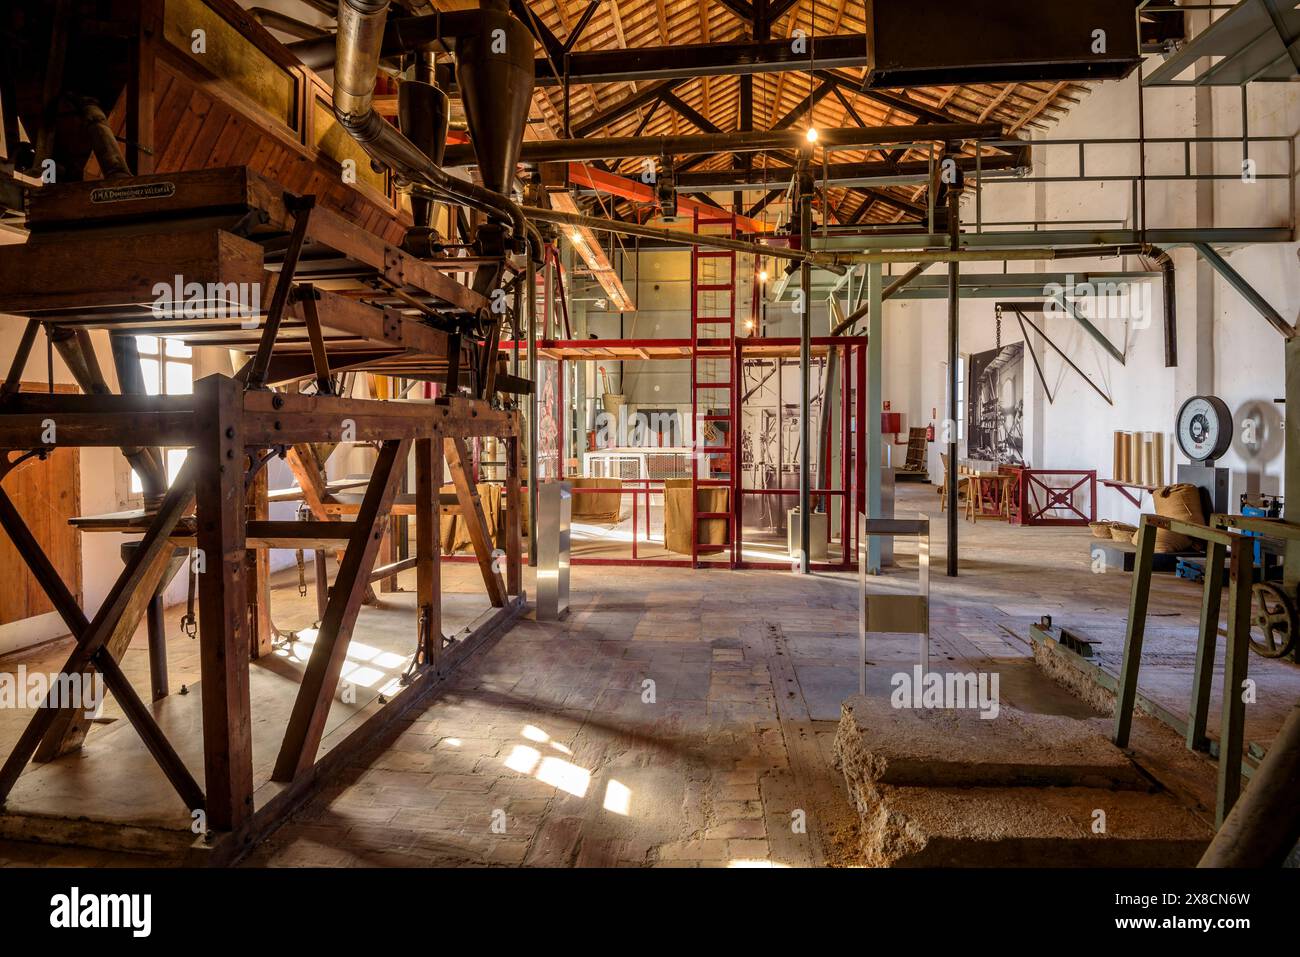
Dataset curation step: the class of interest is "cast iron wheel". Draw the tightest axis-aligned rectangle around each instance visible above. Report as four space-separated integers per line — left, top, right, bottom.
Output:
1249 581 1297 658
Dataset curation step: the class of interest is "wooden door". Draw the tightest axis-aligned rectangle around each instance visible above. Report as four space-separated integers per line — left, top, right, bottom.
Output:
0 383 82 625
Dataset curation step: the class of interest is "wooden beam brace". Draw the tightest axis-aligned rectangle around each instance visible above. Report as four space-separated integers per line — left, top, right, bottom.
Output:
563 0 602 55
660 91 722 134
444 436 506 607
0 458 196 798
297 284 334 395
272 438 412 782
248 195 316 389
574 79 686 137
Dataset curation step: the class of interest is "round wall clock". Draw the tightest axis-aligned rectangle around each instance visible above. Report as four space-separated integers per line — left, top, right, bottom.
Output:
1175 394 1232 463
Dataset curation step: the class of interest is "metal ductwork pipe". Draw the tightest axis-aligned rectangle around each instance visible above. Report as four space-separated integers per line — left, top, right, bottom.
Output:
80 99 131 180
333 0 540 258
832 262 931 336
290 10 482 70
398 49 449 235
1049 243 1176 367
521 203 845 271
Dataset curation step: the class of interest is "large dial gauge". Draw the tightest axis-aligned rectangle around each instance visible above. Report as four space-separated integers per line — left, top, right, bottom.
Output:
1175 395 1232 463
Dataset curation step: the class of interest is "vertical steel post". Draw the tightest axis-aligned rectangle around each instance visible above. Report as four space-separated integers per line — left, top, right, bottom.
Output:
945 176 961 576
798 168 812 574
1285 337 1300 594
866 262 883 574
527 254 539 565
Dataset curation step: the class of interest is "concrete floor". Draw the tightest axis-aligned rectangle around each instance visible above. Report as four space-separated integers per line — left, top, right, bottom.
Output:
0 482 1295 866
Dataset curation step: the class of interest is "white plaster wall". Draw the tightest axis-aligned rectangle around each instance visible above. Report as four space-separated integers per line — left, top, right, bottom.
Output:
880 68 1297 526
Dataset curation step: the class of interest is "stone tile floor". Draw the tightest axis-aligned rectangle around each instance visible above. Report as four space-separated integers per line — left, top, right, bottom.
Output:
1 483 1295 867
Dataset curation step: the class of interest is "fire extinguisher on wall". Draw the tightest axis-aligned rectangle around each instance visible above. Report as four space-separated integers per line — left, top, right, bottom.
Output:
926 423 935 442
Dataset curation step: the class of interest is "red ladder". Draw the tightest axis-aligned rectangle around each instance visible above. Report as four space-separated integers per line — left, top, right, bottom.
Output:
689 208 738 565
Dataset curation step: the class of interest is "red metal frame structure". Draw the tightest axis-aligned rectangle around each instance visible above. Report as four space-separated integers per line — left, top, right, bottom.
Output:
1005 467 1098 526
690 208 739 564
501 335 867 570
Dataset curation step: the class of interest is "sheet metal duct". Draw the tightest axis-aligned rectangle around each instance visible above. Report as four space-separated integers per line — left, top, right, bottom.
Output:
453 0 533 198
332 0 538 256
863 0 1142 87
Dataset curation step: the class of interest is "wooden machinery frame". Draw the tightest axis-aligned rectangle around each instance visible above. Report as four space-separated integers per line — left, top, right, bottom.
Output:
0 159 527 859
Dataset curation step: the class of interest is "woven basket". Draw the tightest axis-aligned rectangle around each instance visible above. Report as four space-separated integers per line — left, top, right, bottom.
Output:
1088 520 1114 539
1109 522 1137 542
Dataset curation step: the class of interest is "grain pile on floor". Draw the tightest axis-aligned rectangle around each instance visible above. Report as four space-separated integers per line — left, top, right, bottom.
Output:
833 695 1214 866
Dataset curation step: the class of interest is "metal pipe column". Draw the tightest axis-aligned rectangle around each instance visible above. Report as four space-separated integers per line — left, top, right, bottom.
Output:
945 179 961 577
527 254 539 565
798 170 813 574
1288 336 1300 594
866 262 883 574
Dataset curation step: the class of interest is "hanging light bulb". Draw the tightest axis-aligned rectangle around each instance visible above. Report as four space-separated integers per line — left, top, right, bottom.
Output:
758 269 769 283
805 127 819 143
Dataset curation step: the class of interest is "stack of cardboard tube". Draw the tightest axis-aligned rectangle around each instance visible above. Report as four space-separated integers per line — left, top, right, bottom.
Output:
1113 431 1165 486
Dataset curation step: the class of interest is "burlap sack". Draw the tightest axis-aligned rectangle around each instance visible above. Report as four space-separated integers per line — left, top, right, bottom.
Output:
571 477 622 523
1148 483 1206 553
441 482 503 553
663 478 729 555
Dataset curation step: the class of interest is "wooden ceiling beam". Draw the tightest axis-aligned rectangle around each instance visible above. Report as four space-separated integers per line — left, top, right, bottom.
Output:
573 78 685 137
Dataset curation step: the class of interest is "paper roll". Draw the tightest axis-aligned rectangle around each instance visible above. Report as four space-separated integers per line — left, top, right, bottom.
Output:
1129 431 1143 485
1153 432 1165 487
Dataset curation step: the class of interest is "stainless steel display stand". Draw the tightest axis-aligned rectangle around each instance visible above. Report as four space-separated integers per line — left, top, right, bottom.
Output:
536 480 571 620
858 514 930 696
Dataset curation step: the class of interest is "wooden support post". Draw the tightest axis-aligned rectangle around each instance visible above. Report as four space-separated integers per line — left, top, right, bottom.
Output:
1188 539 1226 751
1113 517 1157 748
1217 539 1253 825
506 435 522 598
444 333 462 398
246 457 273 658
127 0 161 175
415 435 442 665
273 438 411 782
193 374 254 831
0 460 195 799
445 435 506 607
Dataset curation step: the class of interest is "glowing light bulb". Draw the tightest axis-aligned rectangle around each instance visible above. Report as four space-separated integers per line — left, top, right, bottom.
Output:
805 127 819 143
758 270 769 283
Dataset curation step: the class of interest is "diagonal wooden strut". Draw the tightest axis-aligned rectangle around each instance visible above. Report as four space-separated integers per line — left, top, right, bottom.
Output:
273 438 412 782
247 193 316 390
0 457 197 803
444 435 506 607
0 482 204 810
